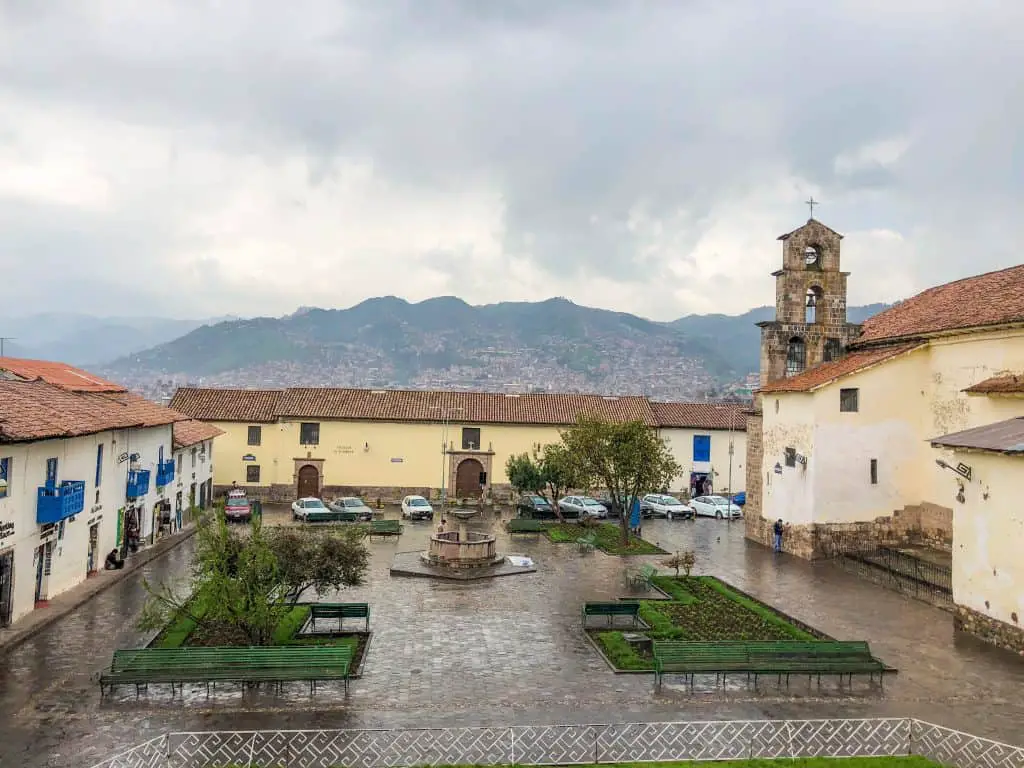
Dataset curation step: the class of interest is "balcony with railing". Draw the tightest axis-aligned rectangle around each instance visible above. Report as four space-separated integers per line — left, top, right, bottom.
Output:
127 469 151 499
155 460 175 488
37 480 86 524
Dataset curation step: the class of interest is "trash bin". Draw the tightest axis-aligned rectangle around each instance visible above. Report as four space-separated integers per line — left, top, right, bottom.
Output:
251 499 262 519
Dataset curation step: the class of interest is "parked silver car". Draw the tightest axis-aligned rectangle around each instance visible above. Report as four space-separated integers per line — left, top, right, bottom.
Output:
691 495 743 519
641 493 694 520
557 495 608 519
328 496 374 520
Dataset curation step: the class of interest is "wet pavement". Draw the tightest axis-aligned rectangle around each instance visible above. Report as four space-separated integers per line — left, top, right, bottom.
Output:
3 506 1023 767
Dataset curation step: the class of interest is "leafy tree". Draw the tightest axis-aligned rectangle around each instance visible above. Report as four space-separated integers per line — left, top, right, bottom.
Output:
559 416 681 544
505 444 582 521
536 443 578 517
662 550 697 577
506 452 545 498
139 516 369 646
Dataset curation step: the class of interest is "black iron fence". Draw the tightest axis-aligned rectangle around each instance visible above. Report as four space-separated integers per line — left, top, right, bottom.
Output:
824 536 952 608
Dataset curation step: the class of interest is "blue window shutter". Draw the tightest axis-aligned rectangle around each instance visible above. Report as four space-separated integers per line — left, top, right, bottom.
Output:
96 444 104 487
693 435 711 462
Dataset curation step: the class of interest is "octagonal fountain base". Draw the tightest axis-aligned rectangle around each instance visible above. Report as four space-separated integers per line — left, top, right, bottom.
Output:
389 526 537 581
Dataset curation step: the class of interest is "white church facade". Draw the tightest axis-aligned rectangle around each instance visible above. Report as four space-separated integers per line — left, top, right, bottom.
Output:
744 217 1024 654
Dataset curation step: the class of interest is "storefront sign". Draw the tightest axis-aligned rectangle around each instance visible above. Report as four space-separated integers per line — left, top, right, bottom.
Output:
0 521 14 541
117 452 129 464
390 458 404 463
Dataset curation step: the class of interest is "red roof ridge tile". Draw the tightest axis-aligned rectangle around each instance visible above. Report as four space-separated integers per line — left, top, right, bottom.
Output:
758 343 923 394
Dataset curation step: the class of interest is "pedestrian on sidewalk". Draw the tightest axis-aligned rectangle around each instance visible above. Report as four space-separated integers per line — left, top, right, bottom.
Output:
773 519 784 553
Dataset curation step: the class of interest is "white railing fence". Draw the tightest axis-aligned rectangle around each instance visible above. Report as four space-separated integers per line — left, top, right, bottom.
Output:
88 718 1024 768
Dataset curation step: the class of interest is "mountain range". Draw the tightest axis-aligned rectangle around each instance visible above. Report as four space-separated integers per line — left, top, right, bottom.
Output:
0 313 238 367
93 297 888 401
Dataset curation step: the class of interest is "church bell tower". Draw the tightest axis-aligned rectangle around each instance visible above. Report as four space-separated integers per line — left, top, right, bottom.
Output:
756 212 862 386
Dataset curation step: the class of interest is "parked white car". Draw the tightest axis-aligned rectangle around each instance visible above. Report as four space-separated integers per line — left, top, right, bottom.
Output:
641 494 694 520
558 495 608 519
401 495 434 520
690 495 743 519
292 497 326 520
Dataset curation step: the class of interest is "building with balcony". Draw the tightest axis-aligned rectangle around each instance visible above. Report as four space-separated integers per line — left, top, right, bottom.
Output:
0 357 206 628
169 386 746 503
171 420 224 531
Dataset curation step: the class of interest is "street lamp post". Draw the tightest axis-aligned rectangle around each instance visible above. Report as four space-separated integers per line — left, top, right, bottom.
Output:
431 405 463 516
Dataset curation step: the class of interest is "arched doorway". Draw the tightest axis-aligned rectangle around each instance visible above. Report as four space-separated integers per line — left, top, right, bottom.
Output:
297 464 320 498
455 458 484 498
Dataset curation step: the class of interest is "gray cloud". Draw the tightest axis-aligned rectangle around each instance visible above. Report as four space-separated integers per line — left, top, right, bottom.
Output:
0 1 1022 320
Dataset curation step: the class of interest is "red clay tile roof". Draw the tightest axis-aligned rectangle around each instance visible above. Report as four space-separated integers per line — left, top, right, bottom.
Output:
855 264 1024 345
963 374 1024 395
0 356 126 392
758 343 924 393
173 420 225 449
275 388 658 426
0 380 186 442
170 388 283 422
650 402 747 431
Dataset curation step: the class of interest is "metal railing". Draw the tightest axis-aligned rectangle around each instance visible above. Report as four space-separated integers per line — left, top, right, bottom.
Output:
88 718 1023 768
825 535 953 607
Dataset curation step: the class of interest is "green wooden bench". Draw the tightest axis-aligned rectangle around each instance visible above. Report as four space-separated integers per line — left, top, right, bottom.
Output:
629 564 658 590
309 602 370 632
577 533 597 553
100 645 353 696
652 640 891 689
303 508 350 523
507 518 547 534
581 601 641 628
368 519 402 539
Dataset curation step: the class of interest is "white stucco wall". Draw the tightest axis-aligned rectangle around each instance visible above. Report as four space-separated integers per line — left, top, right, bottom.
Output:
0 431 124 624
948 451 1024 629
123 425 175 541
659 427 747 494
172 438 215 514
761 394 817 525
761 328 1024 529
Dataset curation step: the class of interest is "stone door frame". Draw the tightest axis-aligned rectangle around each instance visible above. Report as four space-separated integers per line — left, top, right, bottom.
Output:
446 451 493 499
293 457 325 498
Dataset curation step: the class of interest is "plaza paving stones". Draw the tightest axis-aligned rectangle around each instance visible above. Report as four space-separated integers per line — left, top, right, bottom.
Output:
2 506 1023 767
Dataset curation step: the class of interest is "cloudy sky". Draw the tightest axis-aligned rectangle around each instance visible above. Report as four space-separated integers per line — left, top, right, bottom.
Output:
1 1 1021 322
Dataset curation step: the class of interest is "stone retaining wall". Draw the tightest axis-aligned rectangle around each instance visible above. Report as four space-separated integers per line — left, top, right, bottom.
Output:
954 604 1024 656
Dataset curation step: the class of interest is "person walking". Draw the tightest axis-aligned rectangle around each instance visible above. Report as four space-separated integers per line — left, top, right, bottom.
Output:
772 519 784 553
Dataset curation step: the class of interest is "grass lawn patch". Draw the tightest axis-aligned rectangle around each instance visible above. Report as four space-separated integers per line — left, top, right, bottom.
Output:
590 576 823 671
149 601 368 671
545 522 666 555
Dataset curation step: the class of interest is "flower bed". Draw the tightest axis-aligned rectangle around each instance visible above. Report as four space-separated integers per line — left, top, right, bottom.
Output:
149 601 368 672
589 575 824 671
545 522 666 555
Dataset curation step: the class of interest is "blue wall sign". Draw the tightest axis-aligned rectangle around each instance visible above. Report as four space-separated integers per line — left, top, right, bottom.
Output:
242 454 256 462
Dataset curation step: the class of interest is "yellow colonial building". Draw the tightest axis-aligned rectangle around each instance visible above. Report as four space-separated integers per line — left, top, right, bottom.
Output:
743 214 1024 654
169 388 747 504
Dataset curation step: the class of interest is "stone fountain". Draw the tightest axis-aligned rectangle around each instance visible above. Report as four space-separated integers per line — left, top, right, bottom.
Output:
389 518 537 581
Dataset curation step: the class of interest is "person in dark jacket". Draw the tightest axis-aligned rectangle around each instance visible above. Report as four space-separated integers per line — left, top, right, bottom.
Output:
104 549 124 570
773 519 784 552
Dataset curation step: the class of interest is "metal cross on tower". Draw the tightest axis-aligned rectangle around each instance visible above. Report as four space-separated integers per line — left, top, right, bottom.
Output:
806 196 819 219
0 337 14 356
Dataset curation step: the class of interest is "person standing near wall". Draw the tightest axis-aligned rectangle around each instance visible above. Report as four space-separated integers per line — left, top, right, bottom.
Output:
773 519 784 553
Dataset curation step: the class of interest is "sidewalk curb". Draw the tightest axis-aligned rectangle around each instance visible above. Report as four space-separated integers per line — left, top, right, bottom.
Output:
0 525 197 656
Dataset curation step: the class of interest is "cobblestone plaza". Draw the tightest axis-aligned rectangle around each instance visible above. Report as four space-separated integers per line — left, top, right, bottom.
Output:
2 507 1023 767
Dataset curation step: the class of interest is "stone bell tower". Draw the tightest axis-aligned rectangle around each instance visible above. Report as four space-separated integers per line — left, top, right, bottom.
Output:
756 216 862 386
744 209 862 544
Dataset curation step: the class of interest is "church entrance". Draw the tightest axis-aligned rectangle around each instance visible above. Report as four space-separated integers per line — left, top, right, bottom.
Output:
454 458 485 498
297 464 320 498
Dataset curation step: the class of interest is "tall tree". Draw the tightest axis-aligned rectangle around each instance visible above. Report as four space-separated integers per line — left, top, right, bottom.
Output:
560 416 681 543
506 444 582 521
139 516 369 646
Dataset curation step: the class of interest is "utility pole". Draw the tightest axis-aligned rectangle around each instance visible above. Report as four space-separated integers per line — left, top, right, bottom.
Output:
431 405 464 516
0 337 14 357
727 417 735 500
